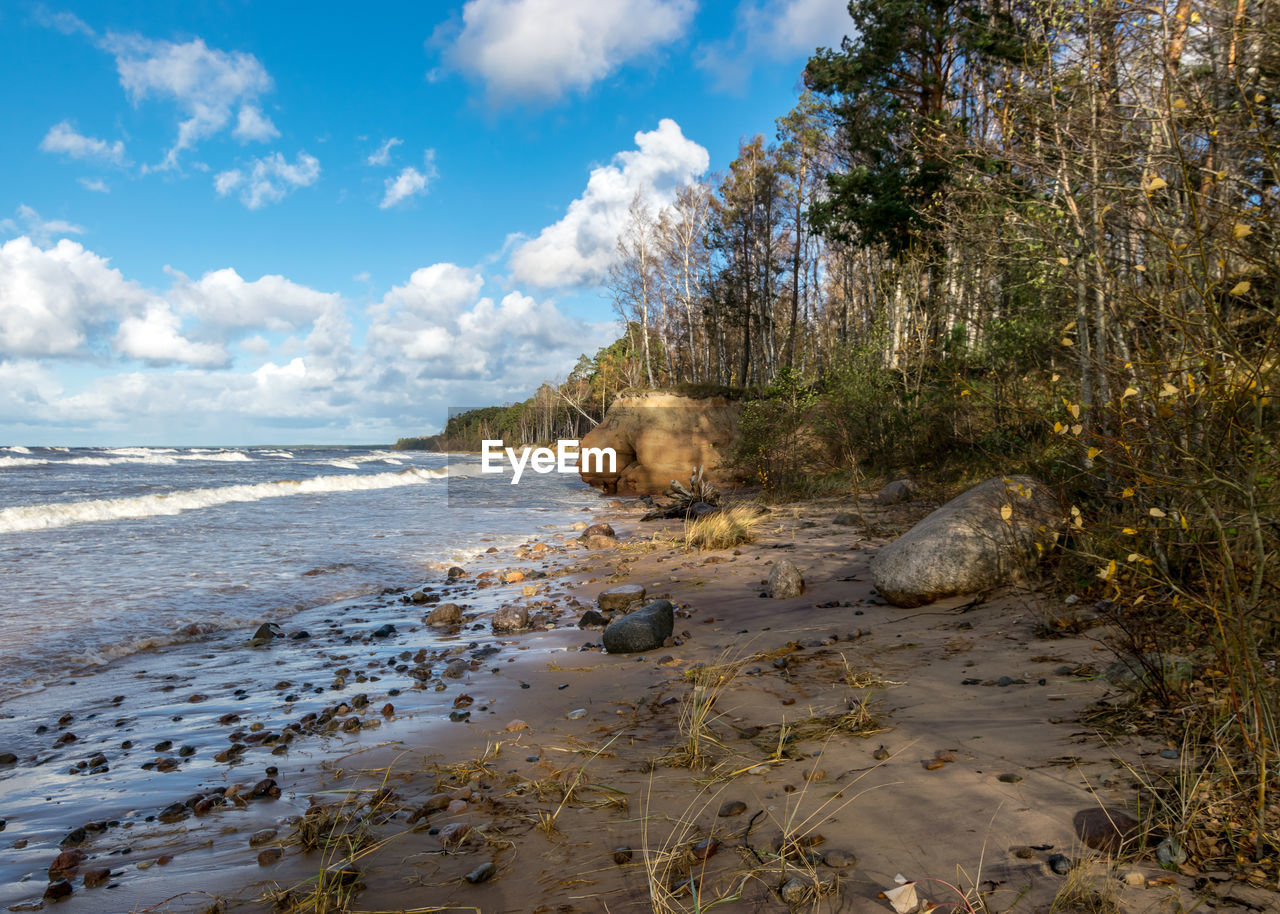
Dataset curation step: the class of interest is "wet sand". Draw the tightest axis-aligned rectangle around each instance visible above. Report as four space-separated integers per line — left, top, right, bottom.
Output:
2 493 1213 913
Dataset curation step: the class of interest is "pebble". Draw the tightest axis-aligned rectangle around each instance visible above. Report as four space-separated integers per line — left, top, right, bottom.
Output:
718 800 747 817
692 837 718 860
44 880 73 902
1012 846 1037 859
998 773 1023 783
1159 749 1179 759
464 861 497 884
249 828 277 847
257 848 283 866
779 877 809 905
612 846 633 865
82 867 110 888
872 746 890 761
1047 853 1072 875
822 849 857 867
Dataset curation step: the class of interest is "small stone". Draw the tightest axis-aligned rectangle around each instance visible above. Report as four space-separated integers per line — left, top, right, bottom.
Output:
924 759 946 771
692 837 719 860
612 846 633 865
249 828 277 847
464 861 497 884
492 604 529 634
779 877 809 905
768 561 806 599
822 849 857 868
1155 837 1186 867
998 773 1023 783
44 879 73 902
443 659 468 679
448 710 471 722
718 800 747 817
598 584 646 612
505 719 529 731
1047 853 1072 875
82 868 110 888
250 778 278 798
1012 846 1036 859
1159 749 1179 760
872 746 890 761
257 847 283 866
0 751 17 765
426 603 463 626
447 800 468 815
48 848 86 879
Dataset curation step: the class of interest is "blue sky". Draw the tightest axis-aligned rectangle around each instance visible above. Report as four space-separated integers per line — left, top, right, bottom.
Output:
0 0 852 445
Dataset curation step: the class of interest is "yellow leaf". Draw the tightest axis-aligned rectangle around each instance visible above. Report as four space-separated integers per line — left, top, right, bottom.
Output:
1134 264 1146 272
1122 527 1137 535
1256 94 1267 103
960 389 972 397
1070 505 1081 516
1071 424 1083 435
1161 382 1179 397
1087 447 1101 461
1000 504 1013 522
1061 338 1074 347
1068 403 1080 419
1180 514 1189 531
1234 223 1252 239
1051 373 1060 383
1053 421 1064 434
1127 553 1143 562
1063 321 1077 332
1121 487 1134 498
1122 387 1139 399
1172 98 1187 109
1056 257 1070 266
1146 176 1168 192
1149 507 1166 518
1098 560 1116 581
1229 281 1251 295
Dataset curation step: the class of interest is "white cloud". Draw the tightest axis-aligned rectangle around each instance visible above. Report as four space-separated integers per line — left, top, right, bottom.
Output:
376 263 484 323
40 121 127 165
508 118 708 287
34 8 95 38
102 33 274 169
114 304 228 366
700 0 855 88
366 137 403 166
78 178 111 193
0 236 147 358
380 151 437 208
164 266 341 331
0 204 85 247
232 105 279 142
214 151 320 209
448 0 695 102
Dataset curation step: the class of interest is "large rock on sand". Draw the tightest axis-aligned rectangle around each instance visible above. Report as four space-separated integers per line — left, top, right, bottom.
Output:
602 600 675 654
577 391 742 495
870 476 1060 607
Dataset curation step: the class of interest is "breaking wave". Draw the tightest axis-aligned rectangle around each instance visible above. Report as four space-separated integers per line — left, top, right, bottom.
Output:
0 467 449 534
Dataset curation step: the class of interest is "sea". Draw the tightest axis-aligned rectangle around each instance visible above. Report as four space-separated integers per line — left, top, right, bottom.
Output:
0 444 600 702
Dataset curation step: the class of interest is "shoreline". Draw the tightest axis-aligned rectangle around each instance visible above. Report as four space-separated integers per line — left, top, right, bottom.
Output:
0 495 625 912
1 490 1244 913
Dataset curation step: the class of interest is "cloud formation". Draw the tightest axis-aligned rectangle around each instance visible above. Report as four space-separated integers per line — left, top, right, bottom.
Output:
366 137 403 167
508 118 708 287
40 121 127 165
380 151 437 208
214 151 320 209
102 33 276 169
448 0 695 102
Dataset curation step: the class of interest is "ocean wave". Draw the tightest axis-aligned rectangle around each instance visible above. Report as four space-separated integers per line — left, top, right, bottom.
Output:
260 450 295 459
63 454 179 466
0 456 48 468
105 447 178 457
174 450 252 462
0 467 449 534
328 459 360 469
4 445 32 454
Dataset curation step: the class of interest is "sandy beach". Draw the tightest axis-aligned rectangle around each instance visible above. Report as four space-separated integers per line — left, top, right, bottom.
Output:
2 487 1238 913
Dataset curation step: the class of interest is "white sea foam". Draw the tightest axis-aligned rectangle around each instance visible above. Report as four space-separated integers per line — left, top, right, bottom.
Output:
175 450 252 462
105 447 178 457
328 459 360 469
261 450 295 459
0 456 49 468
4 445 32 454
0 467 449 534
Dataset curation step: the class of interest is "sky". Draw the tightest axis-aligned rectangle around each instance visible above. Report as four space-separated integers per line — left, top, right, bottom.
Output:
0 0 854 446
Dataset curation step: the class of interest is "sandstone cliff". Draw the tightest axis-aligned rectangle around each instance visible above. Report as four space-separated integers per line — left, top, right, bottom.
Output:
577 392 741 494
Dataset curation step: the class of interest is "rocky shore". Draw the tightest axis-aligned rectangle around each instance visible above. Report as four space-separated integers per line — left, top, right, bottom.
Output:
1 492 1268 914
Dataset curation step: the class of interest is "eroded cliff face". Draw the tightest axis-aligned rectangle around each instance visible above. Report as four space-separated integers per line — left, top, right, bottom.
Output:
577 392 741 494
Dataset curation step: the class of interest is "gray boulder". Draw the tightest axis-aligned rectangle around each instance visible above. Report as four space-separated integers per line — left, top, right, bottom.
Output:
768 561 805 599
875 479 915 505
492 604 528 634
597 584 646 612
583 534 619 550
869 475 1060 607
602 600 674 654
426 603 462 626
250 622 285 645
581 522 616 539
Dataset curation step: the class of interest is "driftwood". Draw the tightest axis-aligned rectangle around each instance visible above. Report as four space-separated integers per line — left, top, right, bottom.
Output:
640 467 720 521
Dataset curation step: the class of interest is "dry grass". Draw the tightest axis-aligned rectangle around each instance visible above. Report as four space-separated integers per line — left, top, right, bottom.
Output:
664 653 750 769
683 504 768 551
1049 861 1122 914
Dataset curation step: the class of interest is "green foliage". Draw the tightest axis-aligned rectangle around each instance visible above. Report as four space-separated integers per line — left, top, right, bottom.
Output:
734 367 823 490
